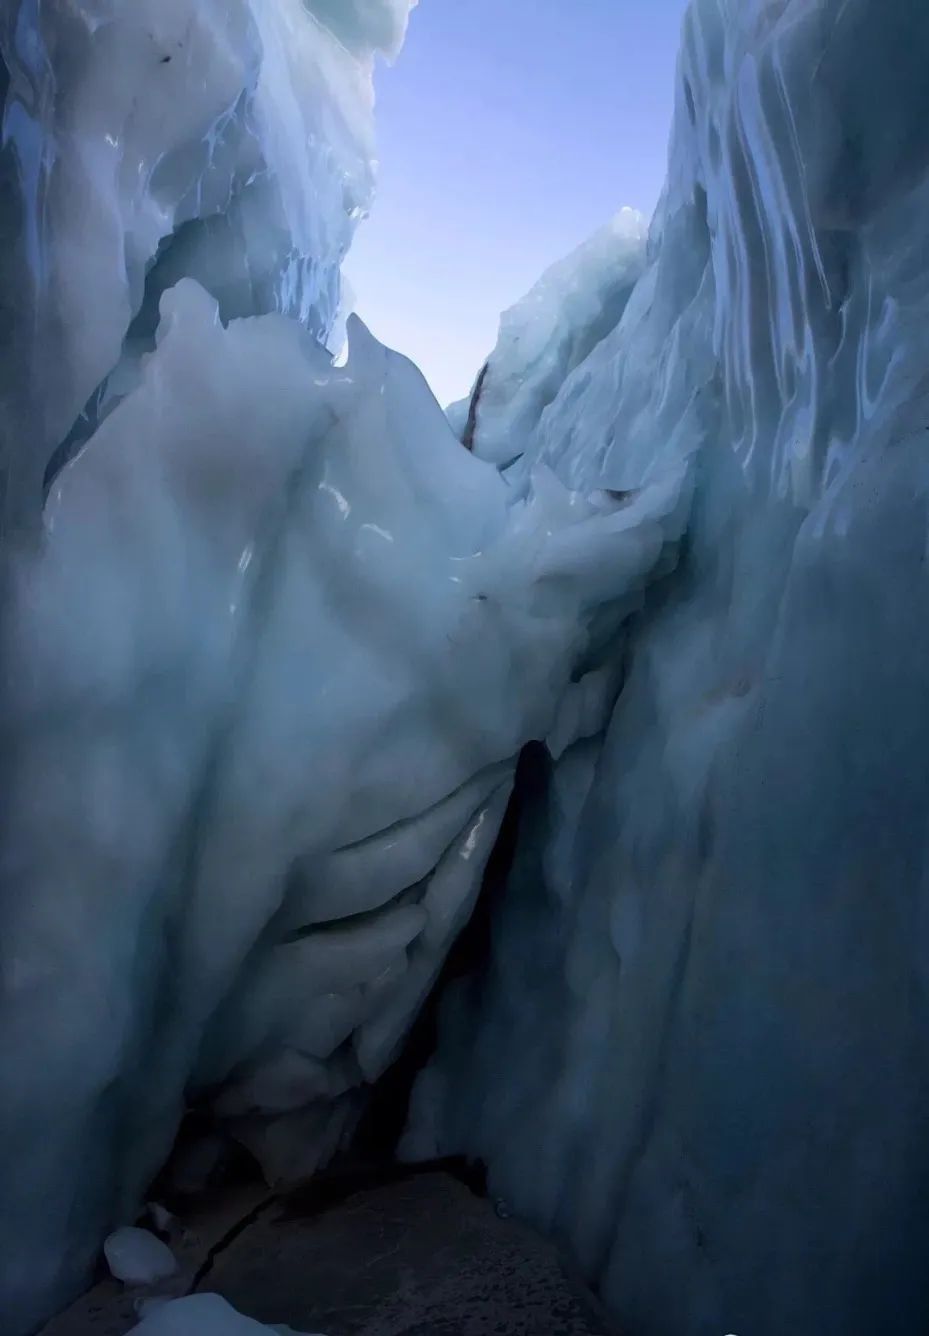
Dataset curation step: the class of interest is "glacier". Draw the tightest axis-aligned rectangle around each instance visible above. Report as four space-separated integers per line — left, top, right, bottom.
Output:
3 0 929 1334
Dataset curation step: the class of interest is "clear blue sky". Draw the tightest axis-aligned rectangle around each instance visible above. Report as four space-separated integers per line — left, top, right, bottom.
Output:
345 0 690 406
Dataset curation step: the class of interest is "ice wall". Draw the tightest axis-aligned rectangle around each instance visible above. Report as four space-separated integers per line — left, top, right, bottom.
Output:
447 208 648 468
407 3 929 1334
0 286 676 1335
0 0 415 534
0 5 404 1323
0 4 692 1333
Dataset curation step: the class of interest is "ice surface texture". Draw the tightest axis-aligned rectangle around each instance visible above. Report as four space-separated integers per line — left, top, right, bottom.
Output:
0 279 676 1331
6 0 928 1334
447 208 648 468
0 0 414 532
409 2 929 1335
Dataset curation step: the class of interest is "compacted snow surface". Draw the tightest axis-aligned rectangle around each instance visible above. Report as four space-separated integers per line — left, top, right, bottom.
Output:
2 2 929 1336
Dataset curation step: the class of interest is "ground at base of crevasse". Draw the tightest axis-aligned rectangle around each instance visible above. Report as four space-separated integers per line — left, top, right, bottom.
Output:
40 1171 617 1336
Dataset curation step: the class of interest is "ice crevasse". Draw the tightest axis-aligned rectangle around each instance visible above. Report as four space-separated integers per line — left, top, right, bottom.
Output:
0 1 685 1332
4 2 929 1336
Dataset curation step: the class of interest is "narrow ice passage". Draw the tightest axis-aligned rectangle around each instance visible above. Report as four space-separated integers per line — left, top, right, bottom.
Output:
6 2 929 1335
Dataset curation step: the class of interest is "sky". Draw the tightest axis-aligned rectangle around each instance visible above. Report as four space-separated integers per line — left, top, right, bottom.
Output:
344 0 690 407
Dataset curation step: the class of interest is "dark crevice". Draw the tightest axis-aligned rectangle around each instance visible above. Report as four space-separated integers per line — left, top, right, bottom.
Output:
187 1194 279 1293
349 740 550 1163
40 223 181 498
277 877 428 944
279 763 513 939
329 759 510 861
184 1158 489 1295
461 361 489 451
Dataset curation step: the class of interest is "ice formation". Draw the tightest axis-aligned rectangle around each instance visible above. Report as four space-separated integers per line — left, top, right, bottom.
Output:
3 0 929 1334
104 1227 177 1286
0 0 418 534
129 1294 321 1336
0 3 682 1333
447 208 648 468
408 3 929 1335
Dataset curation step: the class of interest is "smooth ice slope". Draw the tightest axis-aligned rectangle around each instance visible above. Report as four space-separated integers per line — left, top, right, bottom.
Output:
408 3 929 1335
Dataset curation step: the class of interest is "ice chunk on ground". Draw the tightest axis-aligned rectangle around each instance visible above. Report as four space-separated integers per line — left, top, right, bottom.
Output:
104 1228 178 1286
129 1293 321 1335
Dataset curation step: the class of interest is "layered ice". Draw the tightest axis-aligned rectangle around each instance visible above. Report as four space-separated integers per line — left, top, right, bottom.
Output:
409 3 929 1336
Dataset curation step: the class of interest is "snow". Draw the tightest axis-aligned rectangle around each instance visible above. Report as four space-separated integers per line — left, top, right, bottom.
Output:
129 1293 322 1336
104 1228 178 1286
408 2 929 1335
